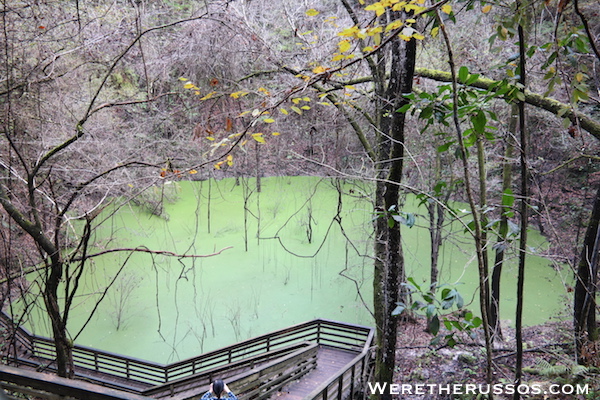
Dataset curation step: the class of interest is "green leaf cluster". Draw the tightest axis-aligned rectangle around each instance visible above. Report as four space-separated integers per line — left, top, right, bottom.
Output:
392 277 482 347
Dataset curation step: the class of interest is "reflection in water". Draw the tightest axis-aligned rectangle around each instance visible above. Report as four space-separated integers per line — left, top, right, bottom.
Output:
15 177 568 363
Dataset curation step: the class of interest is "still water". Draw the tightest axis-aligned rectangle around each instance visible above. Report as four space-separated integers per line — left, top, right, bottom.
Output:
16 176 569 363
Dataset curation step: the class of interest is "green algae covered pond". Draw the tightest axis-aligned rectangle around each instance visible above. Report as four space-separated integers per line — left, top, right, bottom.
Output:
15 176 570 363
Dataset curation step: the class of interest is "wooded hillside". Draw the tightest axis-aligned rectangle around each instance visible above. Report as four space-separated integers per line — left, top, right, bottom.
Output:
1 0 599 398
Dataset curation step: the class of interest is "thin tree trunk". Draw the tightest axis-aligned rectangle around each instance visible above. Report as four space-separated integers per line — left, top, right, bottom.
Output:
428 153 444 293
437 11 494 388
513 16 528 398
490 106 517 342
574 184 600 363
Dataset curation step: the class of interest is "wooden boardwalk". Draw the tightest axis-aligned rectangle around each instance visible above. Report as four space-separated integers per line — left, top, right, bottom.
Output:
276 346 359 400
0 315 374 400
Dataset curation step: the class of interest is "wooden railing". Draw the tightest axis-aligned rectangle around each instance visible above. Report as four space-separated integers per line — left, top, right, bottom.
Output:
143 342 317 398
1 310 374 399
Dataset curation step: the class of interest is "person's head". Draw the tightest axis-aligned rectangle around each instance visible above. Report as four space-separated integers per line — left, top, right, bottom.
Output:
212 379 225 398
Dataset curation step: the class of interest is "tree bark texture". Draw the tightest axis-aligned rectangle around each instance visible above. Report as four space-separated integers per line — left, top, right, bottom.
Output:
574 184 600 364
372 32 416 398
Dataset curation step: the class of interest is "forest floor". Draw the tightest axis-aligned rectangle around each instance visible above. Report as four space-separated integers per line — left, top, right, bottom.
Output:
391 317 600 399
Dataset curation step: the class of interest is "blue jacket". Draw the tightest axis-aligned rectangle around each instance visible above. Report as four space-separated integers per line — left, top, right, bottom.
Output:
200 391 238 400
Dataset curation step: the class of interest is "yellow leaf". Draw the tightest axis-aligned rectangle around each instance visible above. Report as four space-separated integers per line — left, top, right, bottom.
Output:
292 98 301 104
264 118 275 123
291 106 303 115
431 26 439 38
339 26 359 37
313 65 328 74
178 77 188 81
332 54 345 61
406 18 416 24
305 8 320 16
365 2 386 16
183 82 197 89
226 154 233 166
258 87 270 96
189 170 198 174
373 33 381 46
392 1 409 11
206 137 215 141
575 72 585 82
279 108 289 115
413 32 425 40
200 91 216 100
272 132 281 136
301 105 311 110
338 40 351 53
405 4 425 12
363 46 375 52
302 97 311 102
344 85 356 90
441 4 452 14
230 91 249 98
386 20 403 32
252 134 266 143
214 161 223 170
482 4 492 13
127 183 134 188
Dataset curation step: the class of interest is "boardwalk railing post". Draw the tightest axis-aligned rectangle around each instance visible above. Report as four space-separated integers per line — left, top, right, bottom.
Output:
316 321 321 344
350 364 355 399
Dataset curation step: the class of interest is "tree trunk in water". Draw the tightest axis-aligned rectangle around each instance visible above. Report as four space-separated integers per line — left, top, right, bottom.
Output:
372 30 416 398
574 184 600 364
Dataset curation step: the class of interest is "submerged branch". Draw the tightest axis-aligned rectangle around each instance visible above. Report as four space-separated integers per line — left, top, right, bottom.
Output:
74 246 232 262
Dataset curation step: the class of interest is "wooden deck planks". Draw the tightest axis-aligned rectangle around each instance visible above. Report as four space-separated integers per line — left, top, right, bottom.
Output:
274 346 358 399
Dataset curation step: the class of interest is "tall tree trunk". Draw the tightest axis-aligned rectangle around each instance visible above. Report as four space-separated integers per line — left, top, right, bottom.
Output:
513 15 529 397
372 26 416 399
574 184 600 364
